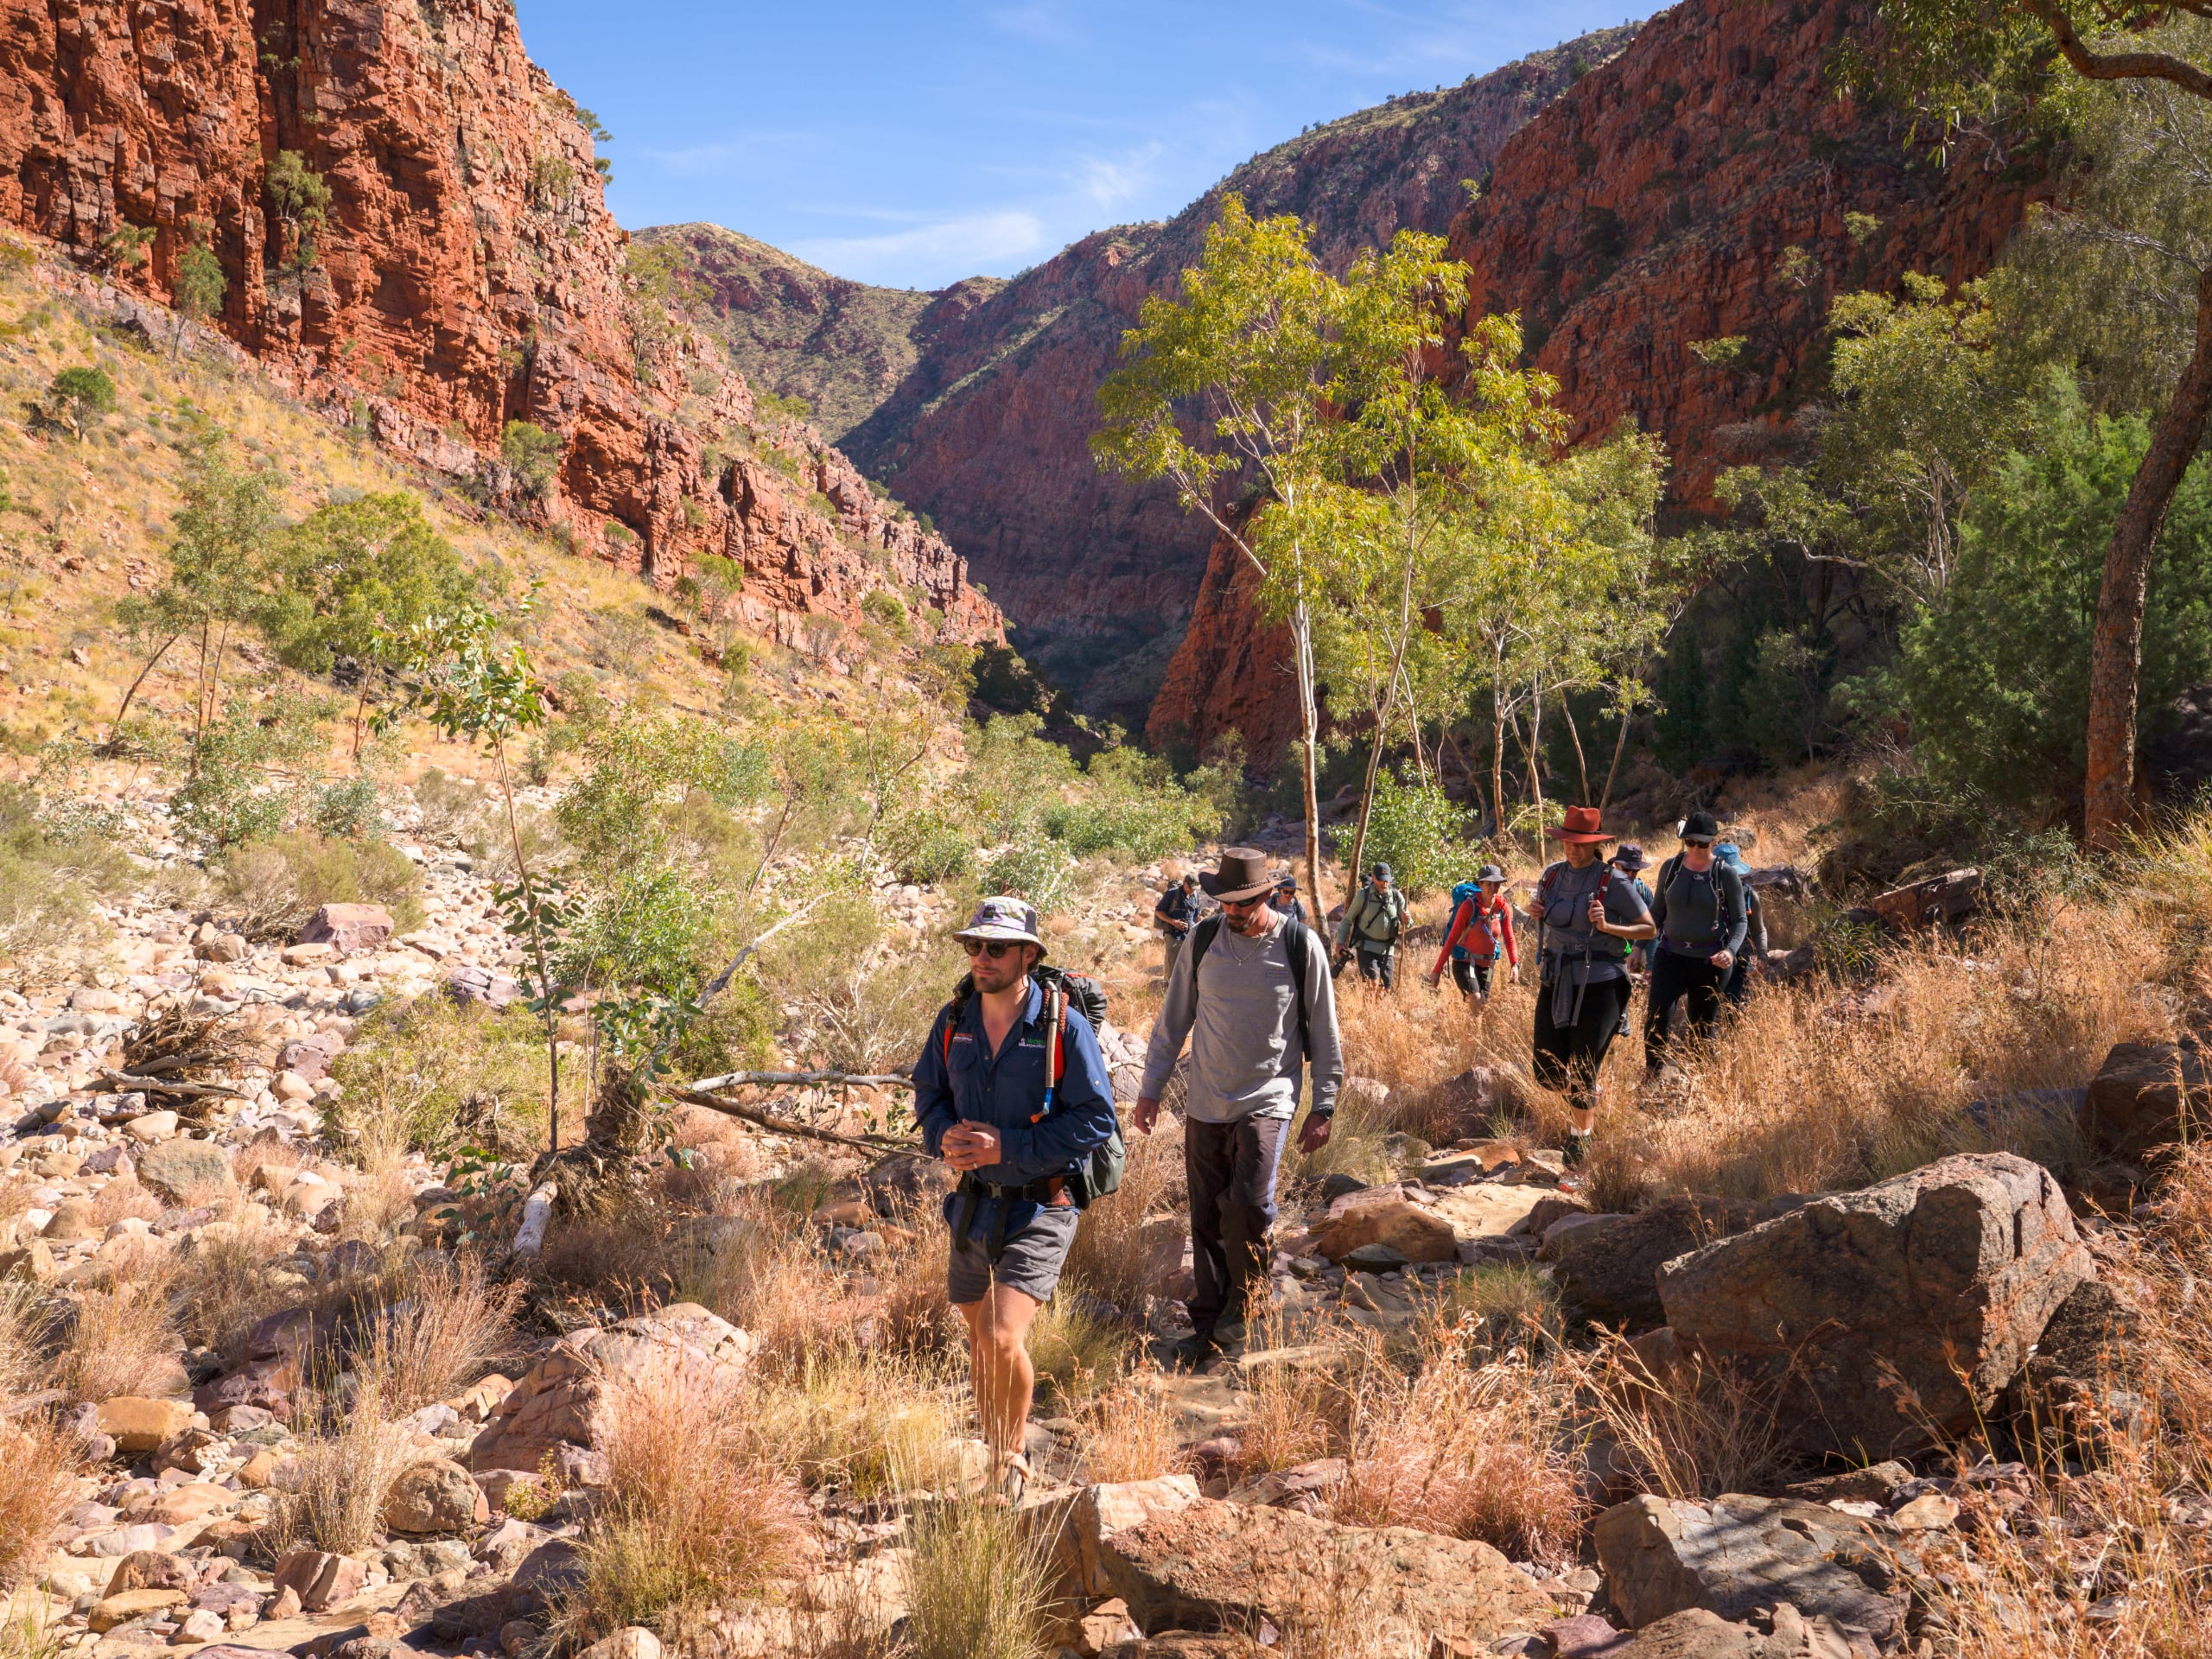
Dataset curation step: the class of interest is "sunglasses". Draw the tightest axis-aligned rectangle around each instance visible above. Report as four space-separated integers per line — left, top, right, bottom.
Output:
1683 838 1714 850
1221 893 1268 912
964 939 1022 960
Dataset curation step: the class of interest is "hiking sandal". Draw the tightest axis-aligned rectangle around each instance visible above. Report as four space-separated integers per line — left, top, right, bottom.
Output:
993 1451 1033 1506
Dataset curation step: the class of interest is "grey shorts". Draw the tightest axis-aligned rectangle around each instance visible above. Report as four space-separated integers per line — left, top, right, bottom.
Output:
945 1202 1080 1305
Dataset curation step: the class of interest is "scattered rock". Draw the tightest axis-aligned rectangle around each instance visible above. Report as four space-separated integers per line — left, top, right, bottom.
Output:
384 1459 489 1533
270 1550 367 1615
134 1139 235 1204
2082 1042 2210 1160
576 1629 662 1659
41 1197 96 1240
89 1588 187 1632
1592 1494 1903 1646
1657 1153 2094 1455
296 905 394 954
1100 1497 1554 1650
1541 1198 1767 1332
1311 1190 1459 1265
467 1306 753 1475
96 1397 194 1454
1888 1492 1959 1531
1867 868 1980 930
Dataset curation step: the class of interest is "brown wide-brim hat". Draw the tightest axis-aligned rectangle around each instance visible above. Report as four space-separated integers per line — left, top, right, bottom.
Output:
1548 804 1614 846
1199 847 1276 902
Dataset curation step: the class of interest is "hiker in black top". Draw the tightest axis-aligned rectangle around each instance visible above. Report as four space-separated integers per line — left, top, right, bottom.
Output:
1533 806 1655 1171
1154 874 1202 979
1643 810 1749 1077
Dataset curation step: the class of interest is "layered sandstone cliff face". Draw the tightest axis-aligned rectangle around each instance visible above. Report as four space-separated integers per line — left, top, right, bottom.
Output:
0 0 997 649
827 29 1639 718
1147 0 2045 763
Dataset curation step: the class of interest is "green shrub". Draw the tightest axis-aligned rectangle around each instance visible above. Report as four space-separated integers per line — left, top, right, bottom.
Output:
501 421 563 501
312 776 384 839
214 831 424 938
48 366 117 441
979 842 1075 913
860 589 908 633
328 995 550 1154
1895 385 2212 812
1333 771 1471 898
879 807 971 885
169 696 332 851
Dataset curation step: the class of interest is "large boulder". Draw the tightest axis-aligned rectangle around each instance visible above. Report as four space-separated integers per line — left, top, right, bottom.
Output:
466 1305 753 1475
2082 1041 2209 1160
1098 1497 1555 1649
270 1549 368 1615
1593 1495 1903 1647
1657 1153 2093 1457
296 904 394 954
1541 1198 1772 1332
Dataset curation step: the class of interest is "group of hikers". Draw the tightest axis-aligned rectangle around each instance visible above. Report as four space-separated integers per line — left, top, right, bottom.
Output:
912 805 1762 1501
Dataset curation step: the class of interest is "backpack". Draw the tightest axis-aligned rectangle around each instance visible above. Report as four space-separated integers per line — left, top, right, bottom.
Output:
1446 881 1482 961
1535 861 1618 957
1189 914 1314 1062
1347 884 1407 946
938 969 1124 1207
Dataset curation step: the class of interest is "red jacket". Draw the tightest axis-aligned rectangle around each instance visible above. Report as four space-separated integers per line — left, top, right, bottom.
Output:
1433 893 1516 976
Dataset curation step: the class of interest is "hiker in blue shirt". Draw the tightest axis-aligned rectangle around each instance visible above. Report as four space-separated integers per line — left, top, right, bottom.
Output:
912 896 1116 1502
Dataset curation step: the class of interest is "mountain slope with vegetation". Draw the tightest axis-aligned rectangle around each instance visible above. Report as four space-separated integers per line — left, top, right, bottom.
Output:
638 27 1639 723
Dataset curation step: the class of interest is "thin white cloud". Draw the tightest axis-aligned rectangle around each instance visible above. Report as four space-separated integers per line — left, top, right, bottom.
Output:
988 2 1085 46
791 210 1048 284
639 130 817 179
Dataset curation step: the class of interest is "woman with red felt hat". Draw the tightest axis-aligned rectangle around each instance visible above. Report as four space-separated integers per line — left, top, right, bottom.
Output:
1531 804 1655 1172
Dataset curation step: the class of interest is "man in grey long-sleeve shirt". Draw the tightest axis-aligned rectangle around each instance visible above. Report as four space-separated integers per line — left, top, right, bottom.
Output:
1135 849 1344 1367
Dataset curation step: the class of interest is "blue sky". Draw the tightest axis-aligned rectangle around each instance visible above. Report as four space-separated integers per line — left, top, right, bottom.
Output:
512 1 1642 291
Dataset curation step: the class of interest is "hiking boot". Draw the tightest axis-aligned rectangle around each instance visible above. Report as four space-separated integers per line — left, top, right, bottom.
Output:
1561 1132 1590 1170
1211 1320 1249 1362
1171 1331 1217 1371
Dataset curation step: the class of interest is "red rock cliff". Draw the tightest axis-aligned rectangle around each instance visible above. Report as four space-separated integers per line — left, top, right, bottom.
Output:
0 0 999 651
1147 0 2044 764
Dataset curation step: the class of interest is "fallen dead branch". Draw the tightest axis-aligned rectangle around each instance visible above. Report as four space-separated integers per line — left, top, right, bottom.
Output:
664 1086 919 1153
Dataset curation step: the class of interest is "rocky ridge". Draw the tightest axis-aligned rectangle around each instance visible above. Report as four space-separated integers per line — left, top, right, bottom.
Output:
0 0 999 655
744 27 1639 722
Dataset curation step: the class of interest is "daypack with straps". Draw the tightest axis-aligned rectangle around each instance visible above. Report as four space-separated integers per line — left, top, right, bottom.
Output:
1446 880 1503 963
937 967 1124 1208
1652 853 1745 955
1188 914 1314 1061
1344 884 1407 947
1535 860 1618 959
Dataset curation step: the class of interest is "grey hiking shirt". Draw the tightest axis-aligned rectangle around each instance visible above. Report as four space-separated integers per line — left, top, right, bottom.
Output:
1139 910 1344 1124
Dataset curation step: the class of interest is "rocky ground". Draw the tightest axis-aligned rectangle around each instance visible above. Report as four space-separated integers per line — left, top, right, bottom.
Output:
0 782 2202 1659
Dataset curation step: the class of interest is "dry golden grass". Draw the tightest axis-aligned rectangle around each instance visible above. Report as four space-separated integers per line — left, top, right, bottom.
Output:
0 1416 84 1588
84 1177 162 1229
172 1211 304 1366
1332 1331 1587 1564
270 1375 420 1558
1075 1379 1189 1484
1607 918 2166 1203
372 1255 519 1411
1025 1288 1129 1407
900 1493 1055 1659
550 1363 814 1651
54 1272 182 1403
752 1345 966 1498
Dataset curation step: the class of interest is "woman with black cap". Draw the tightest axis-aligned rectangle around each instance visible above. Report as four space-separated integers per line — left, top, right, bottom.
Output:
1531 805 1655 1169
1643 809 1748 1077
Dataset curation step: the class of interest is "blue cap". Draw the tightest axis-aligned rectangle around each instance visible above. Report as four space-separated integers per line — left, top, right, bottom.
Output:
1714 842 1749 874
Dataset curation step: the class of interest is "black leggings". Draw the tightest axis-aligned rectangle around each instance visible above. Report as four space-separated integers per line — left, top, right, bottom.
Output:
1533 973 1630 1115
1450 958 1493 999
1645 950 1726 1072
